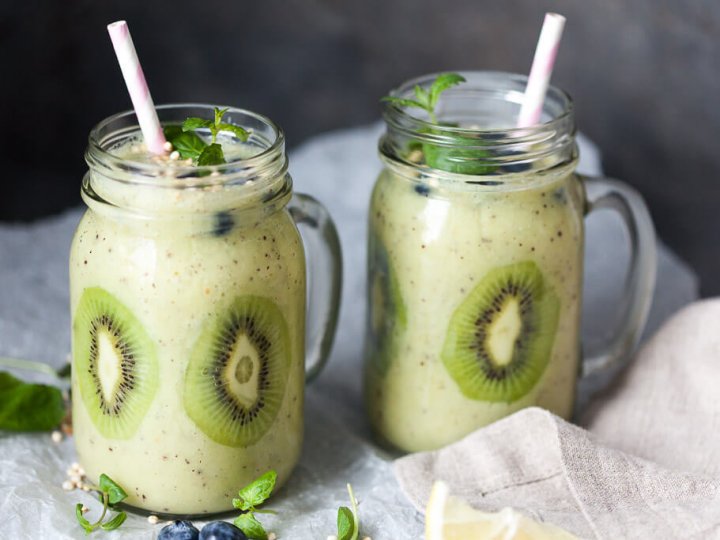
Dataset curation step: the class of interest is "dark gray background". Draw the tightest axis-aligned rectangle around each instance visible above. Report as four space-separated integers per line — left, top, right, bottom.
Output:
1 1 718 294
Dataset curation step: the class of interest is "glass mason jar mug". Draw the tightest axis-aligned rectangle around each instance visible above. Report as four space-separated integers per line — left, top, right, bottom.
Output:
70 105 342 516
365 72 656 453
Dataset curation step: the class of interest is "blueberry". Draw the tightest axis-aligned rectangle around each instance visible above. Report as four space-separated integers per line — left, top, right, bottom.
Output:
553 187 567 204
199 521 248 540
414 183 431 196
212 212 235 237
158 520 200 540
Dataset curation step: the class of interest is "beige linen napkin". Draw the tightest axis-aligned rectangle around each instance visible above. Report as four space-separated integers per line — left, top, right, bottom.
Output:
394 299 720 539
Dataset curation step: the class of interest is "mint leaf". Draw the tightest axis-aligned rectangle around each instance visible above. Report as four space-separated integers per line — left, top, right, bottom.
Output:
429 73 466 109
100 511 127 531
197 143 226 166
380 96 426 110
335 484 360 540
171 133 208 160
75 503 93 533
214 107 230 126
0 371 65 431
422 137 496 175
217 123 250 141
380 72 466 123
99 474 128 506
182 117 214 132
234 513 268 540
413 85 431 111
337 506 355 540
163 125 183 140
235 470 277 510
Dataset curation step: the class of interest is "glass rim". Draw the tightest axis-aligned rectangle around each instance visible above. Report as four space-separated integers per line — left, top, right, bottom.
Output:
86 103 287 186
382 70 575 139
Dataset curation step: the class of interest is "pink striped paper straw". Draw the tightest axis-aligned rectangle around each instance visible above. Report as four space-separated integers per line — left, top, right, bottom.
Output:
517 13 566 128
107 21 167 155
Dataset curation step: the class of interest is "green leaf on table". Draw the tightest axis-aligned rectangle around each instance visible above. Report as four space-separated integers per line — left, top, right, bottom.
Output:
0 371 65 431
336 484 360 540
337 506 356 540
197 143 226 166
100 511 127 531
99 474 128 505
234 513 268 540
75 503 93 533
234 470 277 510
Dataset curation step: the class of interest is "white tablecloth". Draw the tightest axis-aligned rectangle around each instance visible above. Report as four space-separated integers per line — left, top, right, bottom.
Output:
0 123 698 539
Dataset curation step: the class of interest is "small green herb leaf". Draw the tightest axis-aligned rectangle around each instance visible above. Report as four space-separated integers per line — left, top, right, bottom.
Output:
413 85 431 110
214 107 229 126
75 503 93 533
99 474 128 506
217 123 250 141
234 513 268 540
73 473 129 533
0 371 65 431
335 484 360 540
164 127 208 161
337 506 355 540
429 73 466 109
235 470 277 510
380 72 466 123
182 117 214 132
100 511 127 531
163 125 183 140
197 143 226 166
380 96 426 110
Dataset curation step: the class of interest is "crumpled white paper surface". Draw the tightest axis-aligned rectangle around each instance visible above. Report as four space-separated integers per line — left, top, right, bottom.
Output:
0 123 698 539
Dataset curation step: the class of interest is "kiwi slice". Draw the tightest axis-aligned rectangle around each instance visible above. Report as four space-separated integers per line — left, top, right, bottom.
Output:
366 230 407 375
183 295 290 447
72 287 159 438
441 261 559 403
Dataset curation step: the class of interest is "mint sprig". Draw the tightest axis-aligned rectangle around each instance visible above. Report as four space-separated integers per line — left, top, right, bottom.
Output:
75 474 128 533
336 484 360 540
232 470 277 539
381 73 497 175
163 107 250 166
382 73 465 123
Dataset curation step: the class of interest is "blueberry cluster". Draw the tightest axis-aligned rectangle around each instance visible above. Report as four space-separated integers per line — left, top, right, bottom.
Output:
158 520 248 540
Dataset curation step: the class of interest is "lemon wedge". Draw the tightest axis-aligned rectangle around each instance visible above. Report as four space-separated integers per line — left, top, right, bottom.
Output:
425 481 578 540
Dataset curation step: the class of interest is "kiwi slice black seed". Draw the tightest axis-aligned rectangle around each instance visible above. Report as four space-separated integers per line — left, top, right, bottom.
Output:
73 287 159 438
441 261 559 403
184 295 290 447
366 230 407 375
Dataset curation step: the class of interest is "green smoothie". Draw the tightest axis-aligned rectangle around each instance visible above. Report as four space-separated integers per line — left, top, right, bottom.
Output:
365 162 584 453
71 115 306 515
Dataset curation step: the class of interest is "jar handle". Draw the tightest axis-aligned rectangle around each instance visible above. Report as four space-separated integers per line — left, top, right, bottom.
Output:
581 177 657 377
288 193 343 382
